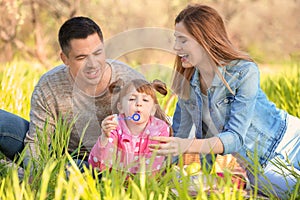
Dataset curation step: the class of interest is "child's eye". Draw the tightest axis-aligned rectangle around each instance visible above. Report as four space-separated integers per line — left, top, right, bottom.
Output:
143 99 149 102
129 98 135 101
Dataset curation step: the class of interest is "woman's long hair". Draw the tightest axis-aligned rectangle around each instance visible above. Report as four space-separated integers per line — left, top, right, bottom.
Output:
171 4 253 99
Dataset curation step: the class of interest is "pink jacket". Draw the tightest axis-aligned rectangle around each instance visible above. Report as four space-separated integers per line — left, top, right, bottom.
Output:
88 115 170 174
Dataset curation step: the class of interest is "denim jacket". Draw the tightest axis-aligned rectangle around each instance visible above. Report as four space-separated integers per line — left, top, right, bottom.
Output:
172 60 287 167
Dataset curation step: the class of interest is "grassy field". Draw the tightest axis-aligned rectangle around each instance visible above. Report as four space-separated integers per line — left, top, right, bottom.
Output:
0 60 299 199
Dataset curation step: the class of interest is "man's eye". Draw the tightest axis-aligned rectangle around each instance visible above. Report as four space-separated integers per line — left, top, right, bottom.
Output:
94 51 102 55
76 56 86 61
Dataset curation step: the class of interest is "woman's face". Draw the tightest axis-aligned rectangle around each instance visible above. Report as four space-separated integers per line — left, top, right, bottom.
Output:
174 21 207 69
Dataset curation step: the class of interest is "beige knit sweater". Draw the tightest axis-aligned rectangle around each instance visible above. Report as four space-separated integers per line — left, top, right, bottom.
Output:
25 59 144 159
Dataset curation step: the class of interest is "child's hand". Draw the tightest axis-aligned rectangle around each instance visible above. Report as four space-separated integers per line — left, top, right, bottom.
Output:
101 114 118 138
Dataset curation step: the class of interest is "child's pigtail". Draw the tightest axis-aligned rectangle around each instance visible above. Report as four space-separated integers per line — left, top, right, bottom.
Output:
109 78 124 94
151 79 173 136
151 79 168 96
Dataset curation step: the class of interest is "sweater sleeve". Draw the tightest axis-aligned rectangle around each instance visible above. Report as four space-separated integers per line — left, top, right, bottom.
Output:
25 77 57 162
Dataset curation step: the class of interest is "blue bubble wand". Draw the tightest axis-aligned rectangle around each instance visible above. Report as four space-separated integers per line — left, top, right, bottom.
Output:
114 113 140 122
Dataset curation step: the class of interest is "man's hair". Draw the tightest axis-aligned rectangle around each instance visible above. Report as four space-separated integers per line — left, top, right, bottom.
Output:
58 16 104 56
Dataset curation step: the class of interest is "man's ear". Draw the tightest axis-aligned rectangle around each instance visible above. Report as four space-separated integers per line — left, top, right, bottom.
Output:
117 102 123 113
60 52 69 66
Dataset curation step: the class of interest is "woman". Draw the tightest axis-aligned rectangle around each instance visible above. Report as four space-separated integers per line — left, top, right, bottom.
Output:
149 4 299 198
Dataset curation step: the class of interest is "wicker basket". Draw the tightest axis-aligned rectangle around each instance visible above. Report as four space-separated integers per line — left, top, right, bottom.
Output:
183 154 240 171
182 154 248 189
183 153 200 165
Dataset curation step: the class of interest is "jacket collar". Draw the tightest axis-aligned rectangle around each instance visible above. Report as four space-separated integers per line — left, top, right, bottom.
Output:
190 66 225 88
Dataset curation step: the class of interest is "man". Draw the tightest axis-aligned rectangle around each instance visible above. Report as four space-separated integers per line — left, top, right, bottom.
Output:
0 16 144 165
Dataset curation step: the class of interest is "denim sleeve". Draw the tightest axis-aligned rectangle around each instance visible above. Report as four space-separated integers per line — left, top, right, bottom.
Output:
217 63 260 154
172 100 193 138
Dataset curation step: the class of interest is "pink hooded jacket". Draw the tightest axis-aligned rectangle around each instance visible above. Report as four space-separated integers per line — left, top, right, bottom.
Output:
88 115 170 174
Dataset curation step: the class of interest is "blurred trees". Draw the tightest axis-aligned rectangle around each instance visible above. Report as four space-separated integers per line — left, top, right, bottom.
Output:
0 0 81 66
0 0 299 67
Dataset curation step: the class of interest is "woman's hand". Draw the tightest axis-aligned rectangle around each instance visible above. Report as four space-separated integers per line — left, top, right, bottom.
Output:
101 114 118 138
149 136 195 156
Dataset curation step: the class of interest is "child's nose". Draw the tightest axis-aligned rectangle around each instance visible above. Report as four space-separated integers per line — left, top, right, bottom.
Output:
136 99 142 106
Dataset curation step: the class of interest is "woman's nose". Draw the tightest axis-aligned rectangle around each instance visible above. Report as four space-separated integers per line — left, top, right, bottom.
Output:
173 40 181 51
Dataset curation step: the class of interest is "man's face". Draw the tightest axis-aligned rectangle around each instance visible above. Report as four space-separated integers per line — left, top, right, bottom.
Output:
61 33 107 87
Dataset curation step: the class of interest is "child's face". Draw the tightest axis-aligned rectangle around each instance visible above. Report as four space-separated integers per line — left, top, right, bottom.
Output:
118 87 156 124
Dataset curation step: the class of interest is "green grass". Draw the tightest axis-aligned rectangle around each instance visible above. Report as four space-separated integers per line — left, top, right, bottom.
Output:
0 62 46 120
0 60 299 199
261 63 300 117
